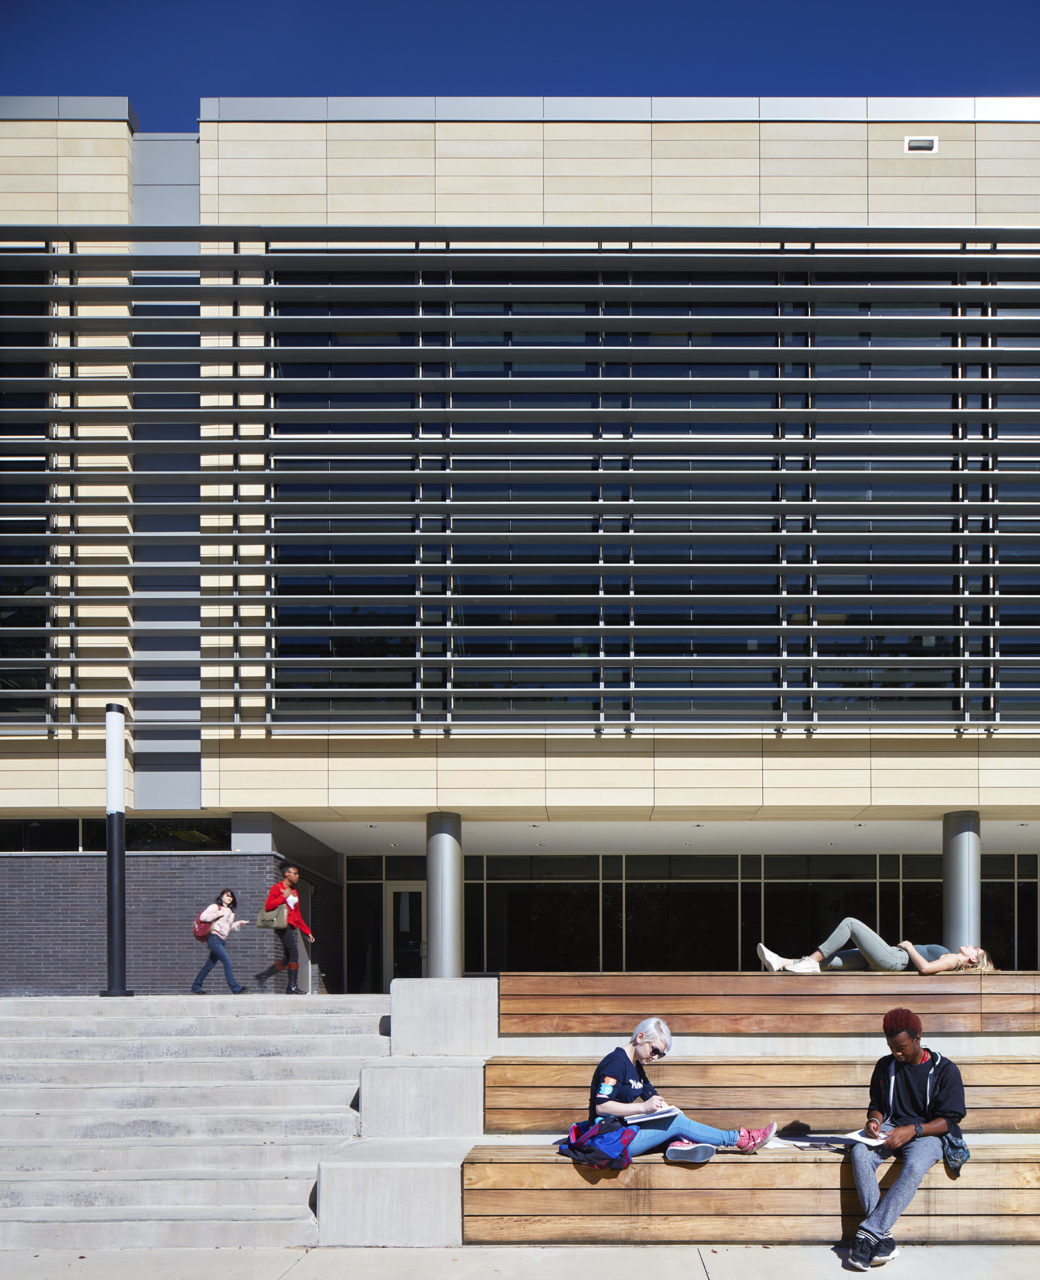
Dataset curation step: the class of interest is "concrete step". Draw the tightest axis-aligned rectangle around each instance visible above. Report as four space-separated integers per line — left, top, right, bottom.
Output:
1 1134 350 1174
0 1080 361 1109
3 1105 359 1141
0 993 382 1249
0 1170 316 1209
0 995 390 1018
0 1205 318 1249
0 1033 389 1061
0 1056 373 1084
0 1013 384 1039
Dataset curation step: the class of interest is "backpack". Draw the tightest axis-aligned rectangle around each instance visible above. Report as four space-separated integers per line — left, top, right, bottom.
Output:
558 1116 638 1171
192 912 214 941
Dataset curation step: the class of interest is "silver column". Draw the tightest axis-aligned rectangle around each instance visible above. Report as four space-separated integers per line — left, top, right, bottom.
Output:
426 812 463 978
942 810 982 950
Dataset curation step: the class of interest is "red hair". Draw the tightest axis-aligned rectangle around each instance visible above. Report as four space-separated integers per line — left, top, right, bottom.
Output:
883 1007 922 1040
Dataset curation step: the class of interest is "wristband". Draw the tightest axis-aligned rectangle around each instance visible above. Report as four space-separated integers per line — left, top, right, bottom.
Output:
914 1122 924 1138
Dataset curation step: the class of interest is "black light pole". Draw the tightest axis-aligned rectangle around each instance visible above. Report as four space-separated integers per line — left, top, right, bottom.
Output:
100 702 133 997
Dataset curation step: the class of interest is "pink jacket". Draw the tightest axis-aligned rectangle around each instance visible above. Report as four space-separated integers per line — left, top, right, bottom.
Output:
198 903 244 941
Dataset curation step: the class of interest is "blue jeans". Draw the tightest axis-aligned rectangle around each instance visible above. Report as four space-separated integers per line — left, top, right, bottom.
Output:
851 1135 943 1237
192 935 242 992
626 1110 739 1157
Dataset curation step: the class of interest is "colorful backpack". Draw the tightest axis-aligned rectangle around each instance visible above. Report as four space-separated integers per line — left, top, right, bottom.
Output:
558 1116 638 1170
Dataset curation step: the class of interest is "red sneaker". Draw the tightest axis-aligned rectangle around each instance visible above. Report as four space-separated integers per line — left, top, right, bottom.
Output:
736 1122 777 1153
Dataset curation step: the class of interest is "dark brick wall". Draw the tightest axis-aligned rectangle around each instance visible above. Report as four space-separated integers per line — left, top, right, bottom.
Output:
1 852 317 995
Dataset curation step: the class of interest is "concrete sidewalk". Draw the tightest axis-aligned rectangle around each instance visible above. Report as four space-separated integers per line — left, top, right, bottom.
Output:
2 1245 1036 1280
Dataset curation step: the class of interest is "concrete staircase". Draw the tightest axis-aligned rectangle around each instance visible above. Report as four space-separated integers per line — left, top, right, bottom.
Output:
0 993 389 1248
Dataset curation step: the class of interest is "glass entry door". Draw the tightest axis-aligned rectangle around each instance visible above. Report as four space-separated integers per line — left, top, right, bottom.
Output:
384 882 426 985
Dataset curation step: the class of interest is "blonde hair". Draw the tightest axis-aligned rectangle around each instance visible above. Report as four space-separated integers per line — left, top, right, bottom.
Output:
955 948 997 973
631 1017 672 1052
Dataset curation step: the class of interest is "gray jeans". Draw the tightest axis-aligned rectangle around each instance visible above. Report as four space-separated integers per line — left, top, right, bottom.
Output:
816 917 909 971
851 1135 943 1237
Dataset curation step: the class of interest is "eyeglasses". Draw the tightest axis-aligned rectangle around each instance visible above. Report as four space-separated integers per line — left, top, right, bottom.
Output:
647 1044 667 1060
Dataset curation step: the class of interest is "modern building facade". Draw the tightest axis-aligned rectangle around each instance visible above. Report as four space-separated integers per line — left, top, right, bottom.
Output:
2 95 1040 994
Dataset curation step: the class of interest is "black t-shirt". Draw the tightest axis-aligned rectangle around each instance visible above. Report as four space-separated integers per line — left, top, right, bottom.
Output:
588 1045 657 1123
867 1048 966 1137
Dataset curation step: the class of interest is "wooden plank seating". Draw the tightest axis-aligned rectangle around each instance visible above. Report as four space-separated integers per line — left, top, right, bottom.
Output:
463 972 1040 1245
498 971 1040 1036
484 1057 1040 1136
462 1144 1040 1244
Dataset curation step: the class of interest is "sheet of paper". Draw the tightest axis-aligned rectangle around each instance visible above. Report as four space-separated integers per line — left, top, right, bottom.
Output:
843 1128 887 1146
770 1130 886 1149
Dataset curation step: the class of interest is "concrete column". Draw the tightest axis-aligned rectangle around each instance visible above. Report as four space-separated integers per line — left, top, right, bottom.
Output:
942 810 982 950
426 812 463 978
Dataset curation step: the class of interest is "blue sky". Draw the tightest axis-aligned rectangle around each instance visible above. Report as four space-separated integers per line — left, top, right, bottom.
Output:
2 0 1040 133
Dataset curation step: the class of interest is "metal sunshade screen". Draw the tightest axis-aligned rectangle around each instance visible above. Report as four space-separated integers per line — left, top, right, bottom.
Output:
0 224 1036 732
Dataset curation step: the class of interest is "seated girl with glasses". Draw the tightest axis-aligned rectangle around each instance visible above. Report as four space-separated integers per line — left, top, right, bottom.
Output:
589 1017 777 1163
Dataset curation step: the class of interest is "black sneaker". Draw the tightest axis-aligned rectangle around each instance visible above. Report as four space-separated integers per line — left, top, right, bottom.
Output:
870 1237 899 1267
849 1233 878 1271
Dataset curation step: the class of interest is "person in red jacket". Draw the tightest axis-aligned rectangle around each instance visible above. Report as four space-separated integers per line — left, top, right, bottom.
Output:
255 862 316 995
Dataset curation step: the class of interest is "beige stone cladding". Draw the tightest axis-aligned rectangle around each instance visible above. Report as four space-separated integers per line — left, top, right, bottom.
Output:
196 111 1040 227
49 238 134 731
0 119 132 224
868 122 976 225
4 729 1040 820
651 122 759 226
54 731 1029 822
328 121 435 222
977 122 1040 226
435 122 541 225
0 120 58 222
760 121 868 224
542 121 651 225
203 121 328 224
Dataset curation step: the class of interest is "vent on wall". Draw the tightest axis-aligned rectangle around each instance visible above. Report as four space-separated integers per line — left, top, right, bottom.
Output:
905 136 938 153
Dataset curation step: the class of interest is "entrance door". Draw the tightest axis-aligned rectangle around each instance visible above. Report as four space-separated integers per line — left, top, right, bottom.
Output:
383 882 426 985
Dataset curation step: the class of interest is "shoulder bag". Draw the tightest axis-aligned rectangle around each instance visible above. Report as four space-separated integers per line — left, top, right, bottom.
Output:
256 903 289 930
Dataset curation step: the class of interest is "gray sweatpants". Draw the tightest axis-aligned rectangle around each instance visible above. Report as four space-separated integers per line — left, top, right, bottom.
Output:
816 917 909 971
851 1135 943 1237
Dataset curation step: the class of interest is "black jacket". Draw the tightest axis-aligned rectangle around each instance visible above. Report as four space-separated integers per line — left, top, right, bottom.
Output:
866 1047 966 1139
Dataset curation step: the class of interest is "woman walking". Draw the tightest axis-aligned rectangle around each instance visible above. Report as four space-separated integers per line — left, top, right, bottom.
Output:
192 889 249 994
255 862 316 995
757 918 993 974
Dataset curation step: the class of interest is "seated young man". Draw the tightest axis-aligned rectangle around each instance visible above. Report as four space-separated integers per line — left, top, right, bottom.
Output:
848 1006 966 1270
